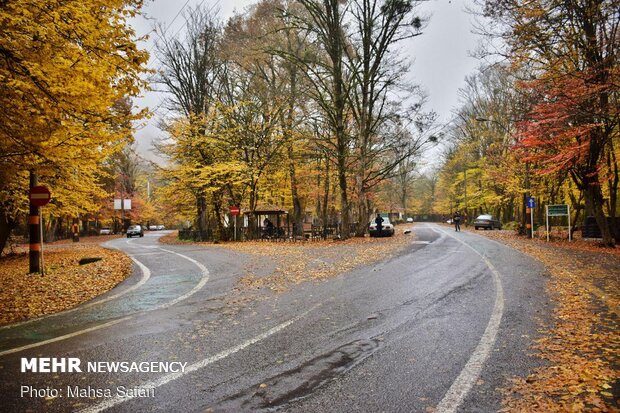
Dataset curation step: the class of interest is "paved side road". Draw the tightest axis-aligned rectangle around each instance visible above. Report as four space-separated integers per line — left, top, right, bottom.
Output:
0 224 550 412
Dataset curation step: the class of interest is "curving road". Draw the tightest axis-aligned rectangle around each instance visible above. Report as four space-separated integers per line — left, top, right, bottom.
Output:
0 224 549 412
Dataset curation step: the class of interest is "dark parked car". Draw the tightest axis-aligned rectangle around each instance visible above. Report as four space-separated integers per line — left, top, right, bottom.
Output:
474 214 502 230
369 216 395 237
126 225 144 238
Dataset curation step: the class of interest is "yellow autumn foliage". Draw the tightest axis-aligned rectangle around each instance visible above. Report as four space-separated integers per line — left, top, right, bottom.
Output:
0 0 149 227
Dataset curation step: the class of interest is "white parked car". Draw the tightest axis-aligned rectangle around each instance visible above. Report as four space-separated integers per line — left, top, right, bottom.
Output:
369 217 395 237
99 227 112 235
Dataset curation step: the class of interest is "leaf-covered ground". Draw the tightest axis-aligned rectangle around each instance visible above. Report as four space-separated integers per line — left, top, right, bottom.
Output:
161 227 415 292
0 242 132 326
466 227 619 412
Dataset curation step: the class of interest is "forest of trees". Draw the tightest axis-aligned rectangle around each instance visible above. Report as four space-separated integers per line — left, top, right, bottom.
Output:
431 0 619 246
0 0 617 253
154 0 437 241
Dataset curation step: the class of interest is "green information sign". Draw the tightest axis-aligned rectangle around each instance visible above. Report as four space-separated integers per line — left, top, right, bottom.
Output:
547 204 569 216
545 204 572 242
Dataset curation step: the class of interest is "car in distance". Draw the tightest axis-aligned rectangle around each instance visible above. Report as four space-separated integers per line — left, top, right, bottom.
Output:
99 227 113 235
474 214 502 230
156 225 166 230
369 216 395 237
126 225 144 238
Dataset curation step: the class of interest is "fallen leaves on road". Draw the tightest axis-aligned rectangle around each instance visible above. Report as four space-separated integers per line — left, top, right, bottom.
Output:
470 229 619 412
0 245 132 326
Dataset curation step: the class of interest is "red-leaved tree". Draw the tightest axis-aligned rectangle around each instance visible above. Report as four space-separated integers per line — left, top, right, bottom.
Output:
516 69 618 245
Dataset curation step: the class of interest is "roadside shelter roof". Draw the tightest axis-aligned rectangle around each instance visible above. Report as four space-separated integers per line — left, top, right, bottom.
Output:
244 204 288 214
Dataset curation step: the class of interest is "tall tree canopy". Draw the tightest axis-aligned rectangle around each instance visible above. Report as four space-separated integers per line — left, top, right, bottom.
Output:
155 0 435 240
481 0 620 245
0 0 149 253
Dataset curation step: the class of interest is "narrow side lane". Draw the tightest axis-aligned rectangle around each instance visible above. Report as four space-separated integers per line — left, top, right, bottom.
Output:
0 234 210 355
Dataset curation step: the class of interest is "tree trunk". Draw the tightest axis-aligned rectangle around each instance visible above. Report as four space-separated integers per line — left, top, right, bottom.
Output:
288 144 303 236
355 187 370 237
586 184 614 246
213 197 224 242
607 144 619 241
283 52 303 237
337 145 350 239
196 194 207 233
246 181 260 239
322 158 330 237
47 217 58 242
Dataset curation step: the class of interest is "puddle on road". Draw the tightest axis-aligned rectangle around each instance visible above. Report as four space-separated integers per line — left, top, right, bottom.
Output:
216 338 382 412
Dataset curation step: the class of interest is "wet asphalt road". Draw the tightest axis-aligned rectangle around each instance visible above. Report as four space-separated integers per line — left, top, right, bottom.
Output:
0 224 550 412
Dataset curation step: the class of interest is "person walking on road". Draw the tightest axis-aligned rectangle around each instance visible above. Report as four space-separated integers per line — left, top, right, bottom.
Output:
453 211 462 232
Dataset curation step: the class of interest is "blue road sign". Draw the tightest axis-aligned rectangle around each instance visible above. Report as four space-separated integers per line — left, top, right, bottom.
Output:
527 197 536 208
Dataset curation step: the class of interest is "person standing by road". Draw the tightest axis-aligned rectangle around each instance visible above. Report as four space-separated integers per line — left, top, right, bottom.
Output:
375 214 384 235
453 211 462 232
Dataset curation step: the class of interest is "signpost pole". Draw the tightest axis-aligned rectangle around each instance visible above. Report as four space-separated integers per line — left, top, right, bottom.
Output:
229 206 240 241
568 205 572 242
28 181 51 274
546 205 550 242
526 197 536 239
40 208 45 276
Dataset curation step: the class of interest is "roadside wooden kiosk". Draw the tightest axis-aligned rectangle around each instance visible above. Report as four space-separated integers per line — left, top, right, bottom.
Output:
245 204 289 240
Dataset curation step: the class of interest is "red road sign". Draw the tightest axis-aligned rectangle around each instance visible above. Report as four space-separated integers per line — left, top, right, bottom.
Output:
30 185 51 207
230 205 240 216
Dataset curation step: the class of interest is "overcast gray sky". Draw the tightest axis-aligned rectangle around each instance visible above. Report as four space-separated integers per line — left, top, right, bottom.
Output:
129 0 483 162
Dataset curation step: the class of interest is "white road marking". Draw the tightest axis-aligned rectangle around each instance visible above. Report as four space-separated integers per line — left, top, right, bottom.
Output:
154 247 210 309
432 226 505 413
78 307 316 413
0 317 131 357
130 252 166 256
0 247 209 356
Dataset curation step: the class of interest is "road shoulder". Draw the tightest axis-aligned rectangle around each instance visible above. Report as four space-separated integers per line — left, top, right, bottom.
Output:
467 229 619 412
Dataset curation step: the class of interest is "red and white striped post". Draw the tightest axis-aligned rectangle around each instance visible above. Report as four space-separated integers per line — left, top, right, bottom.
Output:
28 175 51 274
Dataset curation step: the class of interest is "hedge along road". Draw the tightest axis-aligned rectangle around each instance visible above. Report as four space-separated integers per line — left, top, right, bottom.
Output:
0 224 549 413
